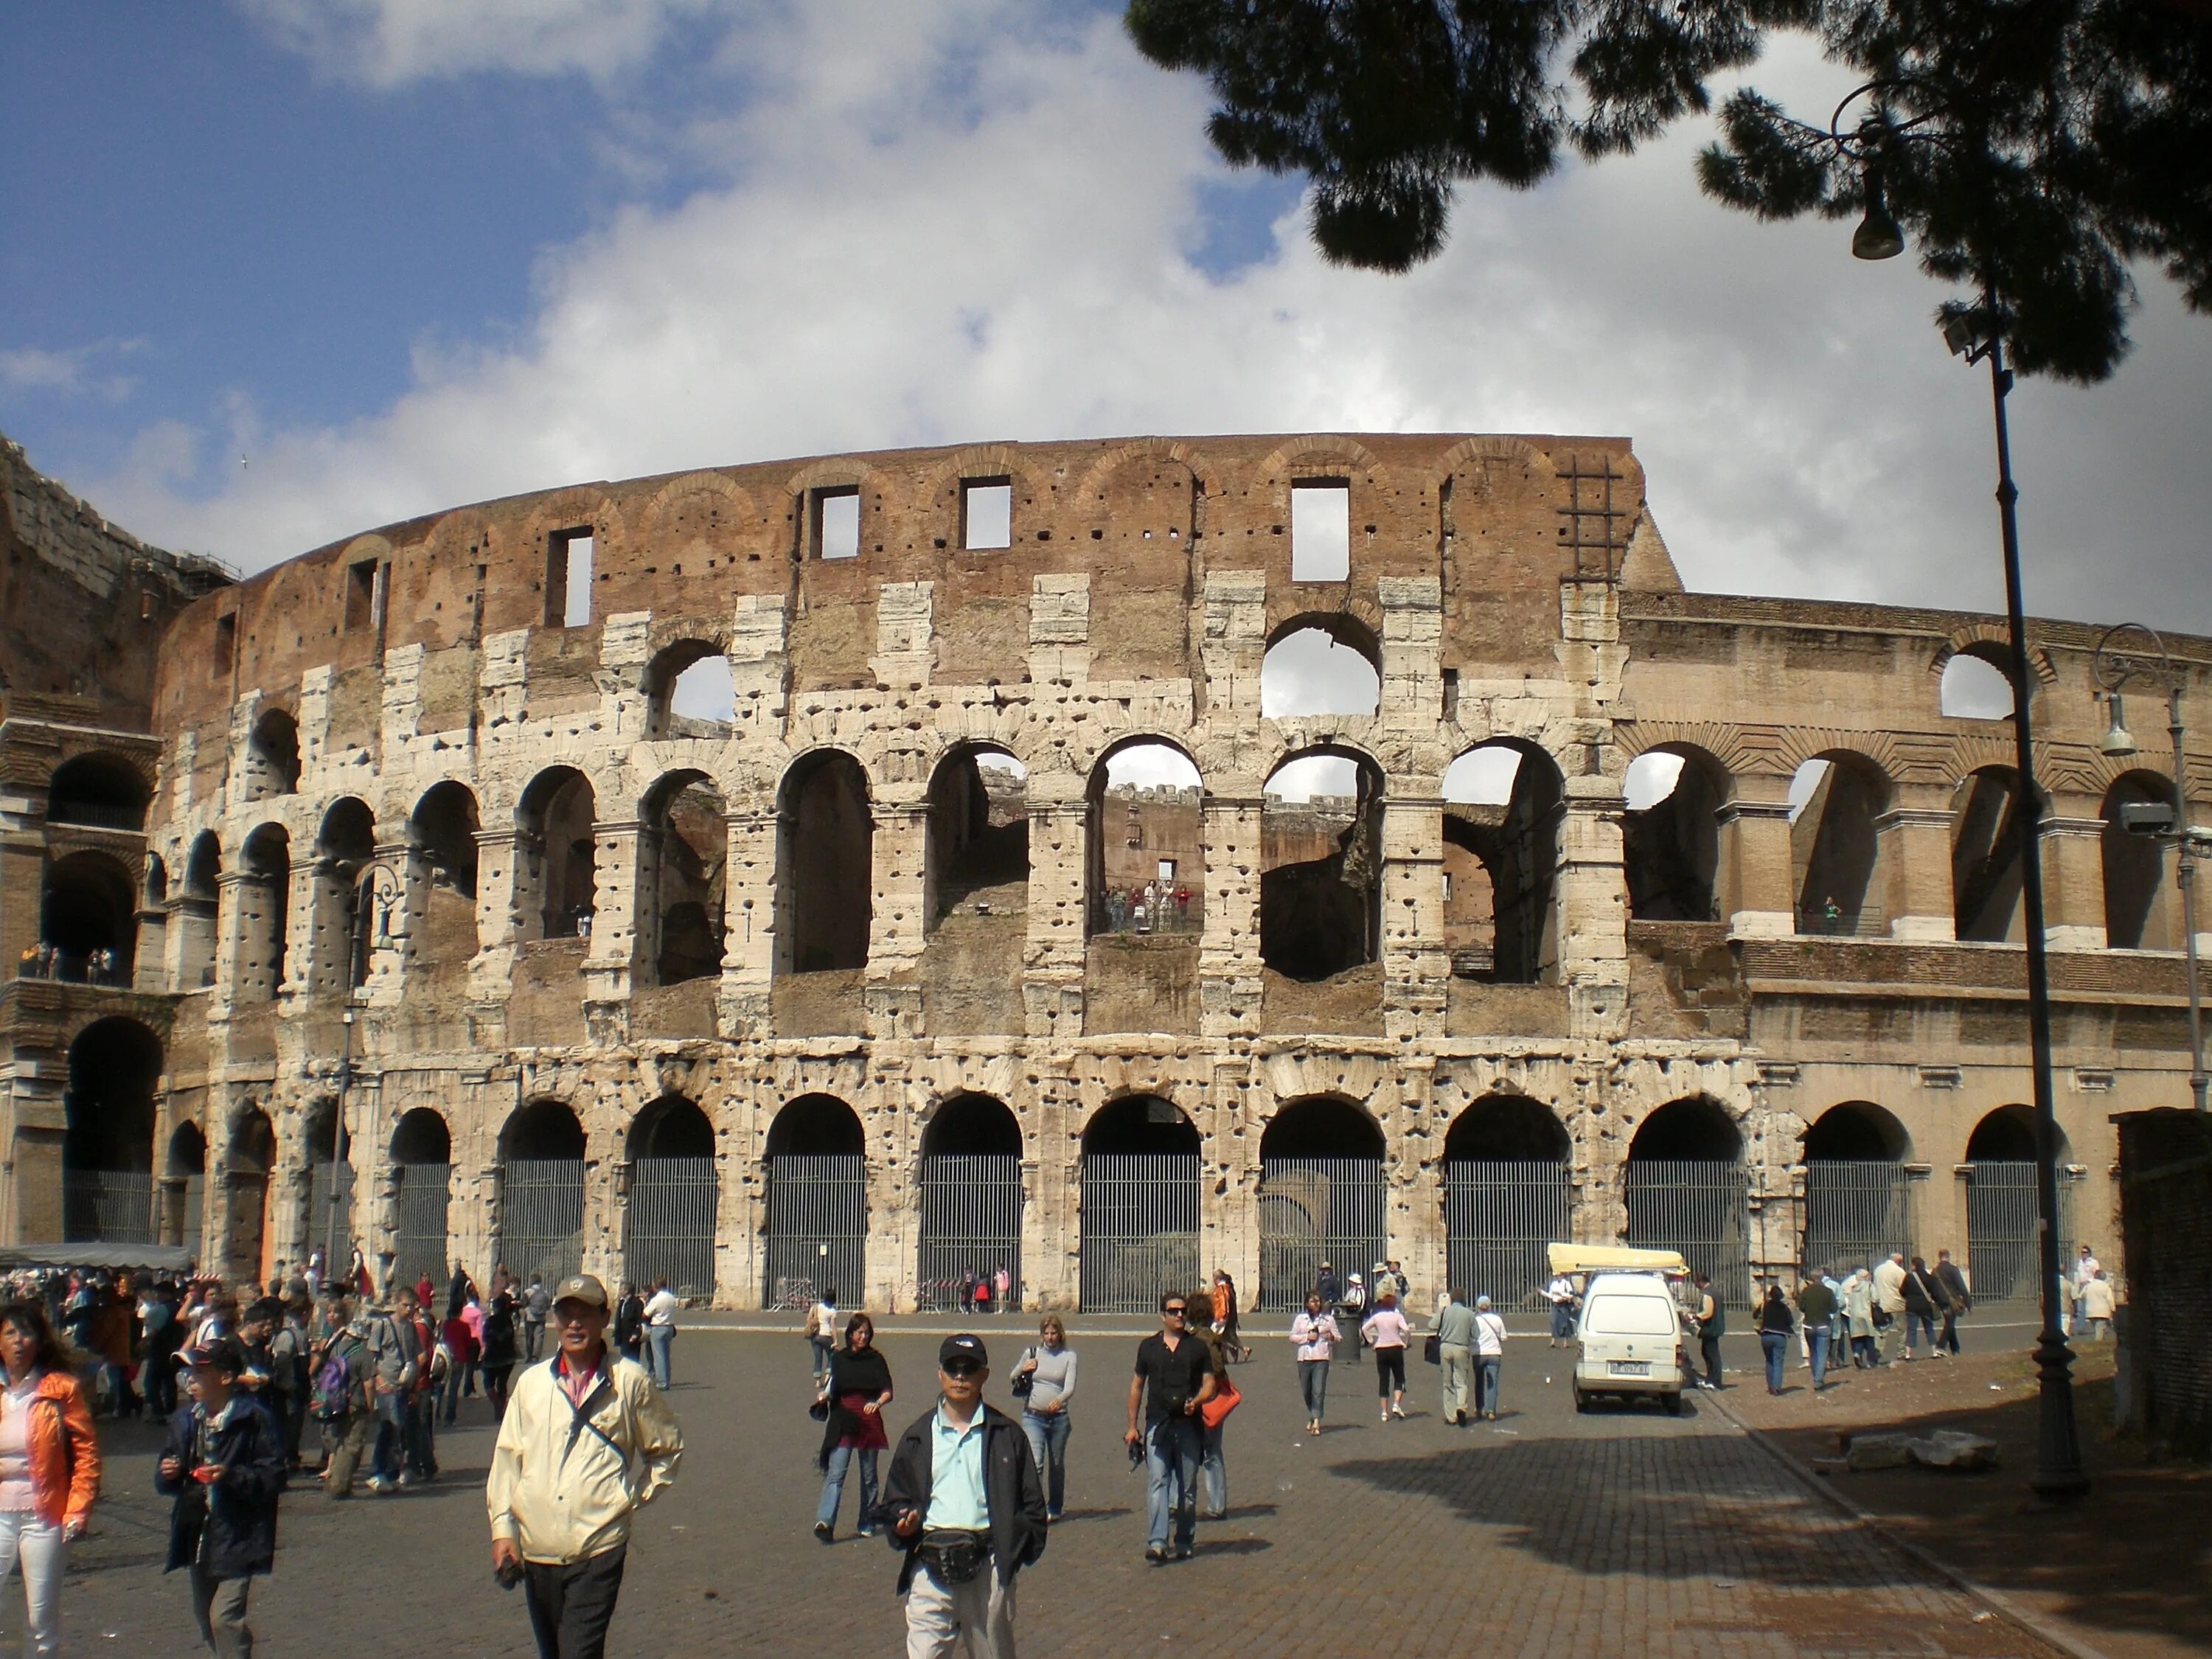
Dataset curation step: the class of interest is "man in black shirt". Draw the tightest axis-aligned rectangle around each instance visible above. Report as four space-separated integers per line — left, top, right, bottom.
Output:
1124 1292 1216 1563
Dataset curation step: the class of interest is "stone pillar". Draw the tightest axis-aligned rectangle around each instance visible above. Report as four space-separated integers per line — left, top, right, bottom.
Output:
1208 1058 1261 1307
1393 1059 1447 1306
866 803 928 1040
580 1152 622 1290
1559 773 1630 1038
1877 785 1959 942
2040 802 2110 952
1199 790 1263 1037
133 898 169 994
717 810 776 1037
866 1062 916 1313
1023 794 1086 1040
357 841 411 1006
1023 1068 1082 1312
582 818 641 1018
1717 776 1796 937
470 828 521 1007
1380 794 1447 1039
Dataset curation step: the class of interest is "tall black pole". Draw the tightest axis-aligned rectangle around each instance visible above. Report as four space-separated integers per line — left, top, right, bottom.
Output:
1983 322 2087 1500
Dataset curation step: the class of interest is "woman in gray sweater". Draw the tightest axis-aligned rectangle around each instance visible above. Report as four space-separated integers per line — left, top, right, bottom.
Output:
1012 1316 1077 1521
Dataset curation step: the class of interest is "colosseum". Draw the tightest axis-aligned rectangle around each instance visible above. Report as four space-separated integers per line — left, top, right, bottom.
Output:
3 429 2204 1311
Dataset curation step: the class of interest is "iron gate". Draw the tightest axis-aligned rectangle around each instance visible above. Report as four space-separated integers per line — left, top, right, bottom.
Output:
63 1171 155 1244
391 1163 451 1293
1803 1161 1916 1276
501 1158 585 1287
1625 1158 1750 1307
626 1158 719 1300
1444 1161 1571 1311
307 1160 358 1262
917 1154 1022 1311
1259 1157 1384 1312
765 1155 865 1310
1082 1153 1200 1312
1965 1162 2077 1303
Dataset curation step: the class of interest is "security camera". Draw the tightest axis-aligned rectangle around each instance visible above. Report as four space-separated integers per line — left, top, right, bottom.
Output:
2119 800 2176 836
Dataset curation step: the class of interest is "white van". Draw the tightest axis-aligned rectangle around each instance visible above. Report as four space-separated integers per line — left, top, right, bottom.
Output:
1573 1270 1688 1414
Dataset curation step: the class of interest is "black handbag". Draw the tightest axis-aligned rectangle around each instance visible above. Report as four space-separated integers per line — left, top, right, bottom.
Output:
1422 1333 1442 1366
1009 1347 1034 1398
919 1529 987 1585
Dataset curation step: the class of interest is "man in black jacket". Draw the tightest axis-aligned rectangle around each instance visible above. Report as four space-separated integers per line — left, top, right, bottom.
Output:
1933 1250 1972 1355
156 1338 288 1658
877 1335 1046 1658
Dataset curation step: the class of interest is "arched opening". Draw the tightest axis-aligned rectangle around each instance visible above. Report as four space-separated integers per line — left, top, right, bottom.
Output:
178 832 221 990
1964 1105 2075 1301
312 797 378 992
1443 740 1563 982
1079 1094 1200 1312
1086 739 1203 937
1624 746 1725 922
926 747 1029 933
1257 1096 1384 1312
1939 650 2017 720
1442 1092 1571 1307
918 1093 1023 1311
1801 1102 1915 1276
645 640 737 737
776 751 872 973
302 1098 357 1270
242 710 300 800
62 1017 160 1242
45 752 148 832
518 768 598 942
498 1100 587 1286
638 771 727 987
1624 1096 1748 1304
408 782 481 973
226 1107 275 1283
1259 619 1382 718
39 849 136 983
1262 748 1384 981
164 1121 206 1251
625 1095 718 1300
2101 771 2176 950
389 1108 453 1293
1951 766 2029 943
237 824 291 1003
1790 753 1888 936
763 1094 866 1308
145 852 168 908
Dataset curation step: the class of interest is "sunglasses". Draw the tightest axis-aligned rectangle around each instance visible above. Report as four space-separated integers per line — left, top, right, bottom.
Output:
1162 1307 1187 1318
942 1360 984 1378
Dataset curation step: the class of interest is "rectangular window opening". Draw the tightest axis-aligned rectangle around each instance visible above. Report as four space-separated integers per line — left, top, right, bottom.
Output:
961 478 1012 551
344 558 380 631
1290 480 1351 580
212 613 237 681
813 487 860 560
548 527 594 627
1157 859 1176 886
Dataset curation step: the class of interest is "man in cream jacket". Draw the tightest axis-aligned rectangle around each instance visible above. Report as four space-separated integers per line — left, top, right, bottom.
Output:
487 1273 683 1659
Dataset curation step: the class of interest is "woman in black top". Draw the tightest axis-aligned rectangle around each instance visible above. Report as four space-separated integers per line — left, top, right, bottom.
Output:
479 1289 518 1422
813 1315 893 1543
1756 1283 1795 1394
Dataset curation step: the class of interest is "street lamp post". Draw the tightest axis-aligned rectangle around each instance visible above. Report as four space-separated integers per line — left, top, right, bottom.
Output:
2092 624 2208 1115
326 859 403 1285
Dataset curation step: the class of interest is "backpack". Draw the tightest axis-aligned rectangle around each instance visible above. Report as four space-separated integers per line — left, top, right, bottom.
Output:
312 1338 364 1419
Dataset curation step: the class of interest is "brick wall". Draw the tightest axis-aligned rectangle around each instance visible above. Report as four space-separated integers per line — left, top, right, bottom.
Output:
2115 1108 2212 1458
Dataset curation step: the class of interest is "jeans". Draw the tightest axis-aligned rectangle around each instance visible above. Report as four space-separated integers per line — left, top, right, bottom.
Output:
646 1326 674 1390
1475 1356 1502 1416
1806 1325 1831 1390
0 1510 66 1656
372 1391 406 1481
1144 1416 1201 1554
1200 1421 1226 1517
1851 1334 1877 1368
405 1392 437 1477
1020 1408 1070 1516
815 1445 879 1531
1295 1359 1329 1424
523 1543 626 1659
524 1320 544 1363
810 1338 834 1387
1550 1304 1576 1341
1760 1331 1788 1391
1439 1344 1472 1421
1938 1310 1961 1354
1905 1311 1938 1354
189 1564 254 1658
440 1363 468 1425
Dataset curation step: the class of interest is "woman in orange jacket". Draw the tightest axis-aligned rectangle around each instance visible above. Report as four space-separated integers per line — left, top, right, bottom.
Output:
0 1298 100 1656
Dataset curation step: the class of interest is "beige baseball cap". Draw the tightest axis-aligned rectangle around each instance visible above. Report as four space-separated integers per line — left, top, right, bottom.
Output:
552 1273 610 1311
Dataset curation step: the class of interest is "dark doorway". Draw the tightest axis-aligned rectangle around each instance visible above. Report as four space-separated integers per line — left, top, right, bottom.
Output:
778 752 872 973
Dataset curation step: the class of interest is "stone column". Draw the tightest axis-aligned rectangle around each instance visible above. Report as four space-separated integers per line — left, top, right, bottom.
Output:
717 810 776 1037
1380 794 1447 1039
1877 785 1960 942
866 802 929 1040
1208 1058 1261 1307
1559 772 1630 1038
1023 1067 1083 1311
2040 801 2110 952
1023 791 1087 1040
1392 1059 1447 1305
582 818 641 1022
1199 790 1263 1037
1717 776 1797 936
866 1062 917 1312
469 828 521 1009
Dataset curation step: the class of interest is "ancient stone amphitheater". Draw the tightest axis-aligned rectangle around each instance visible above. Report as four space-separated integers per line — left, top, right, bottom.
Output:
4 432 2204 1309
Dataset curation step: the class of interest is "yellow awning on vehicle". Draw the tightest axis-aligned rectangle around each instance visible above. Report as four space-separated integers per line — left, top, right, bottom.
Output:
1544 1243 1689 1278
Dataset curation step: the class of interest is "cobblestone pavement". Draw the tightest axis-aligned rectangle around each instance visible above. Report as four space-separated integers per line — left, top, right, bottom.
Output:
18 1331 2059 1658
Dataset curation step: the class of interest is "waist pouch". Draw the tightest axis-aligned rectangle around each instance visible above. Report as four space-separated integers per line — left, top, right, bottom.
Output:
919 1528 989 1586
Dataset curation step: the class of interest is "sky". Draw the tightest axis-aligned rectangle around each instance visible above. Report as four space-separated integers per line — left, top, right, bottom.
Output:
4 0 2209 652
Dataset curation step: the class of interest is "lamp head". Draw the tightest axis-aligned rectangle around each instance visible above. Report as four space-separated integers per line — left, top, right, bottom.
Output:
1941 313 1978 358
1851 171 1904 262
2098 693 2138 758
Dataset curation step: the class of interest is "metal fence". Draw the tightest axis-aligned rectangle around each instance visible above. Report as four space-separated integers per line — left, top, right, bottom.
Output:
1082 1152 1200 1312
1258 1157 1384 1312
917 1155 1022 1311
765 1155 865 1310
1965 1162 2078 1303
1803 1161 1917 1276
392 1163 451 1292
626 1158 719 1301
306 1161 358 1262
63 1170 155 1244
1624 1158 1751 1307
501 1159 585 1287
1444 1160 1571 1311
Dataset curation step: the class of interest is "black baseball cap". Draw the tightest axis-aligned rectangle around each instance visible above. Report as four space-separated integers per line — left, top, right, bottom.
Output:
938 1334 988 1371
181 1338 245 1376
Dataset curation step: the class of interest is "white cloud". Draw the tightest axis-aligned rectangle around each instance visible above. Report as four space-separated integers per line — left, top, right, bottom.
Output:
237 0 718 87
88 4 2212 641
0 340 143 401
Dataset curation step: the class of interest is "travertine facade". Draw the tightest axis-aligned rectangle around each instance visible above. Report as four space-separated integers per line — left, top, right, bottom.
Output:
7 432 2206 1309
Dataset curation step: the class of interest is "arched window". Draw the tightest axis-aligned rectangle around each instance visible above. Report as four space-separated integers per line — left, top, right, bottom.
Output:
518 768 598 942
776 752 872 973
1443 740 1564 983
410 782 481 972
1790 753 1889 936
644 641 737 737
763 1094 866 1308
1079 1095 1200 1312
1086 739 1203 938
178 833 222 990
242 710 300 799
226 1107 275 1281
1951 766 2028 943
1624 1096 1748 1304
313 798 377 992
1259 619 1381 718
45 753 148 832
1262 748 1384 982
1801 1102 1915 1276
918 1094 1023 1310
62 1017 160 1242
1939 650 2016 720
40 850 136 984
639 772 727 987
164 1121 206 1250
2101 771 2175 950
926 747 1029 934
1624 746 1726 922
390 1108 453 1291
1257 1097 1384 1311
237 825 291 1003
625 1095 718 1299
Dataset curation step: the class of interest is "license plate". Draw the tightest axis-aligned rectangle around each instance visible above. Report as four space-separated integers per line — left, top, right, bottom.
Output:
1609 1360 1651 1377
